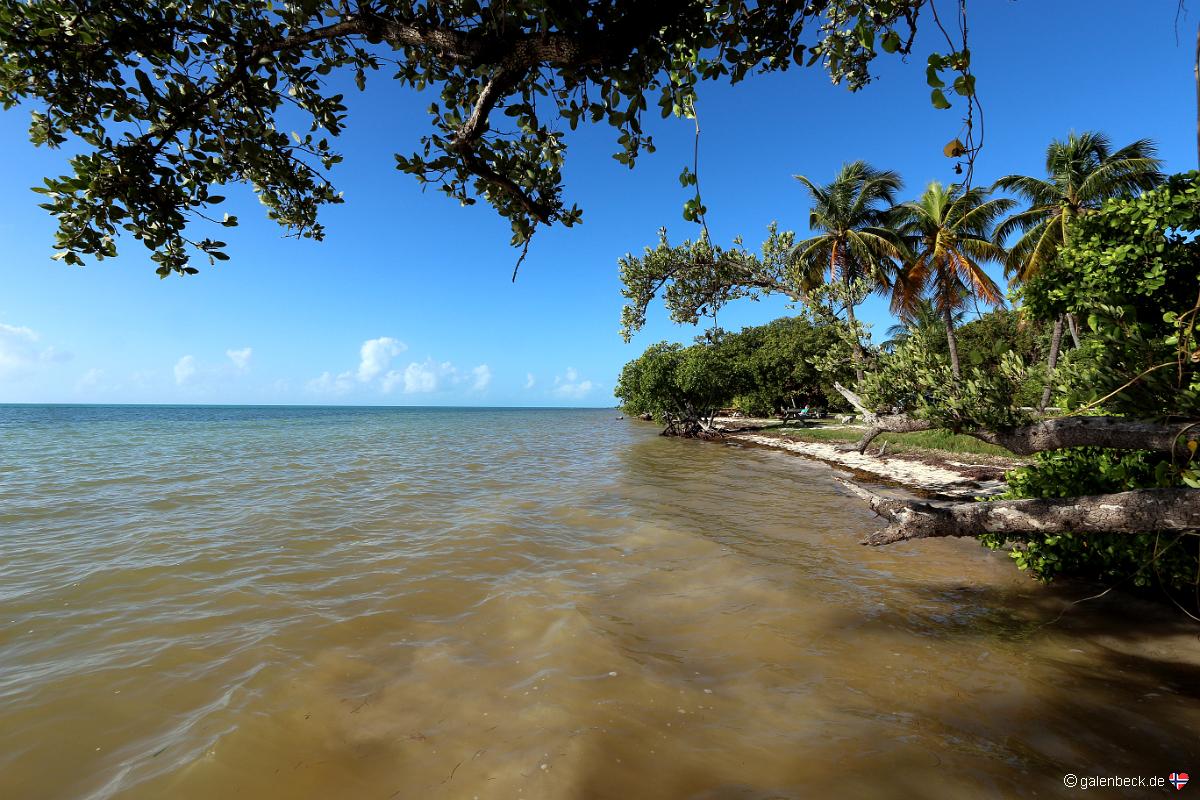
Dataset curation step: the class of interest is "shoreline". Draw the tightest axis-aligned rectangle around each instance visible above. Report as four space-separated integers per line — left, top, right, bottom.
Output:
712 420 1012 500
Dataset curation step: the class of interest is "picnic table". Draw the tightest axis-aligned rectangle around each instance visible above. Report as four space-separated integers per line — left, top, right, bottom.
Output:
779 409 815 426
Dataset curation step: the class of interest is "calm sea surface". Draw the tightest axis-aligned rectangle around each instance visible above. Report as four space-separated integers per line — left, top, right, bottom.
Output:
1 405 1198 799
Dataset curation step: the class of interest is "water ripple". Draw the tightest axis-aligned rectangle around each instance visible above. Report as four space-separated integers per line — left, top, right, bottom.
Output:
1 406 1198 799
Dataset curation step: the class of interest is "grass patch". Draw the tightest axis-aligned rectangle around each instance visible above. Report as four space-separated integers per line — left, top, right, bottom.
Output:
776 424 1015 457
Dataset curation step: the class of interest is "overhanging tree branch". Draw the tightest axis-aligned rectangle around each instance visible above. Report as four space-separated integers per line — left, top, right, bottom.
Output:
5 0 942 272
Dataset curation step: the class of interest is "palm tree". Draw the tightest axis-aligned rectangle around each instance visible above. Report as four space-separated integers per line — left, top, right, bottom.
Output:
994 131 1163 408
890 182 1012 377
881 298 963 353
790 161 906 381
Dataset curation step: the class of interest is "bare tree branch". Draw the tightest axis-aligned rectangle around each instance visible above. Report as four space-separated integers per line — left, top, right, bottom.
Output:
832 383 1200 457
837 479 1200 546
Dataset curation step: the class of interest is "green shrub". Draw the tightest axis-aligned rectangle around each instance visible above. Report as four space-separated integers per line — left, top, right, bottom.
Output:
983 448 1199 594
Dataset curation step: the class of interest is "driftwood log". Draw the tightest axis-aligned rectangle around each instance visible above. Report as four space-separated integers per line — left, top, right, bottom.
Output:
827 383 1200 543
838 479 1200 546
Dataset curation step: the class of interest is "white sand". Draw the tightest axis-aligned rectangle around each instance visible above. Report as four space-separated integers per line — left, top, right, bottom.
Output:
729 432 1006 499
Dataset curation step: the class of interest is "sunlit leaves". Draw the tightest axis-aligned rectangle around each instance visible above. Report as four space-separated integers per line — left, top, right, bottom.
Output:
0 0 933 273
614 315 854 423
618 223 798 342
1026 172 1200 417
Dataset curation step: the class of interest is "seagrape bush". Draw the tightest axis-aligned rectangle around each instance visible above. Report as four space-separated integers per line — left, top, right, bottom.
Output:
984 448 1197 591
987 173 1200 597
858 327 1033 430
1027 171 1200 417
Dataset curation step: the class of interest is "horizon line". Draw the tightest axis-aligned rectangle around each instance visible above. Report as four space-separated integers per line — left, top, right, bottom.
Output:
0 402 618 410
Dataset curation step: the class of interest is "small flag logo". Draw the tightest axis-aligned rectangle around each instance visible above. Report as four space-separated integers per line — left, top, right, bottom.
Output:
1169 772 1190 790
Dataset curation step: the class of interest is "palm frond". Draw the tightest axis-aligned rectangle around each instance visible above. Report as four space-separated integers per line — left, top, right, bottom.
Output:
956 196 1016 235
993 175 1058 206
995 205 1056 245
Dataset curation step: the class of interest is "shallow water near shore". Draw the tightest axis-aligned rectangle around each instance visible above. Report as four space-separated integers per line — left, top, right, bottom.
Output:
2 405 1198 799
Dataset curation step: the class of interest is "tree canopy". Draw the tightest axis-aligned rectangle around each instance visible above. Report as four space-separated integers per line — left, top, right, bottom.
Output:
615 314 853 430
0 0 959 275
889 181 1011 375
994 132 1163 281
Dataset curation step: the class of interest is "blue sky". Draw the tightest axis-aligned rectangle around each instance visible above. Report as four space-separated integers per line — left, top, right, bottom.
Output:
0 1 1194 406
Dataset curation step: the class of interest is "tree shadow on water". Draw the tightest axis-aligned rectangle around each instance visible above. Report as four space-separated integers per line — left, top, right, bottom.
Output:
812 575 1200 779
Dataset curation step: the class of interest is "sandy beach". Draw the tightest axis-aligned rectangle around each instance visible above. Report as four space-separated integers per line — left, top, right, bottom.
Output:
709 418 1013 500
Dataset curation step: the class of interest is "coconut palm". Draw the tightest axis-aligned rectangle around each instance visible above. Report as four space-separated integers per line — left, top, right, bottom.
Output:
881 298 963 354
790 161 906 381
889 181 1012 377
994 131 1163 408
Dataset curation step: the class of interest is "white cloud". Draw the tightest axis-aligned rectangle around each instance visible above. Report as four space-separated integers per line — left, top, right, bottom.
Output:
0 323 37 341
401 358 457 393
381 370 404 393
315 339 485 398
0 322 70 378
174 355 196 385
377 359 490 395
226 347 253 371
524 372 536 389
307 370 354 395
358 337 407 383
0 324 38 376
553 366 593 399
471 364 492 392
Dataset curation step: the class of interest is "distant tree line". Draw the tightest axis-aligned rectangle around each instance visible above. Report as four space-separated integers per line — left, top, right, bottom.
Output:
615 315 852 434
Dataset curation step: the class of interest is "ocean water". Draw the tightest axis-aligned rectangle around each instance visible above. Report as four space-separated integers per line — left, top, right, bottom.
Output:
1 405 1198 799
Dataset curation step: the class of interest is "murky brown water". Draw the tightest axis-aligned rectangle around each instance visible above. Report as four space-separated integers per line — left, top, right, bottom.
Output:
2 406 1198 799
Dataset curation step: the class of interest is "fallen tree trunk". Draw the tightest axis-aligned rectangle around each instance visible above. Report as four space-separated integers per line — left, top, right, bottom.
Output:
832 383 1199 457
837 479 1200 546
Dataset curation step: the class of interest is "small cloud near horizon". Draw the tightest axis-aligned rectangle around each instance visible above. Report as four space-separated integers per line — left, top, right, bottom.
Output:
307 370 355 395
226 347 253 371
174 355 196 385
305 336 493 399
0 322 71 379
357 337 407 382
399 358 456 393
309 336 407 395
389 358 492 394
553 367 593 400
471 364 492 392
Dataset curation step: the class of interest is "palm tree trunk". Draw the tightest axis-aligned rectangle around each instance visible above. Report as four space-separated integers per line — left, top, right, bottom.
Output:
845 301 865 383
944 306 961 378
1039 315 1065 412
1066 312 1082 349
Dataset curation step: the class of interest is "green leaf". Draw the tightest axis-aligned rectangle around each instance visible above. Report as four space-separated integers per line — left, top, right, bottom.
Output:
134 69 156 99
930 88 951 109
881 31 901 53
